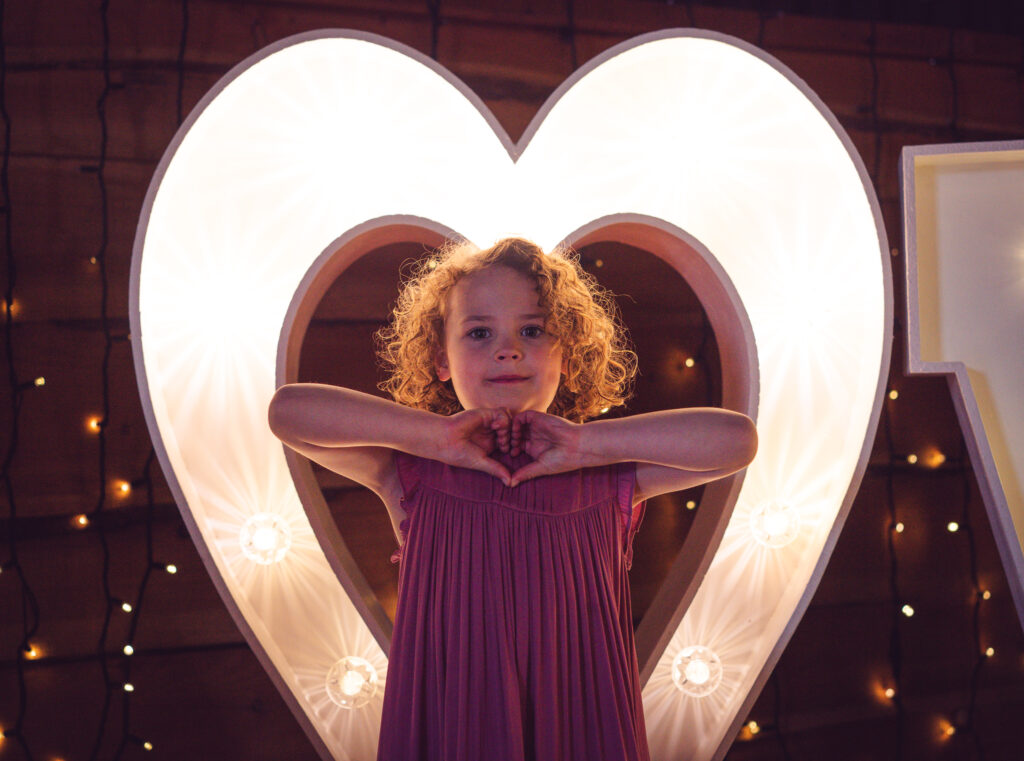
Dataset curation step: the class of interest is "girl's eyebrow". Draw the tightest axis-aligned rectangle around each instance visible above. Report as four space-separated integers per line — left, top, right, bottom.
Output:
461 312 546 323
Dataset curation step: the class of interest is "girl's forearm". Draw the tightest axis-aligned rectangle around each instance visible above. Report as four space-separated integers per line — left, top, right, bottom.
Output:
268 383 441 456
580 408 757 473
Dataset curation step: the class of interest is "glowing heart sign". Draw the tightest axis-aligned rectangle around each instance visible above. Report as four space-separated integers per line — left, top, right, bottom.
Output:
130 30 891 760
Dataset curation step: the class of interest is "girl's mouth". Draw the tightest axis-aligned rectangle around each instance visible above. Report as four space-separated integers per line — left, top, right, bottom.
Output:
488 375 529 383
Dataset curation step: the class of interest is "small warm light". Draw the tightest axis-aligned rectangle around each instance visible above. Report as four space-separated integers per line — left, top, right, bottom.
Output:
240 513 293 565
123 682 135 692
906 453 918 464
888 389 899 400
982 589 991 600
426 259 438 270
985 646 994 657
894 521 905 533
686 499 697 510
72 513 90 529
671 645 723 697
143 741 153 751
599 406 611 415
923 448 946 468
901 604 915 617
89 256 98 265
116 480 131 496
2 298 20 318
123 644 134 656
121 601 133 613
747 720 760 735
594 258 604 268
325 656 379 709
749 500 800 548
684 357 695 368
86 416 102 432
165 563 178 574
24 644 41 660
884 687 896 699
942 721 956 738
947 521 959 532
33 376 45 387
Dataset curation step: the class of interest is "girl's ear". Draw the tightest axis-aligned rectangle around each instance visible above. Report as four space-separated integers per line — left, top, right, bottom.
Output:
435 349 451 382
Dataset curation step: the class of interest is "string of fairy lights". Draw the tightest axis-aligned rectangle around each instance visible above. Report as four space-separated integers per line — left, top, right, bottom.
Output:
2 1 1019 758
0 0 190 757
1 0 45 756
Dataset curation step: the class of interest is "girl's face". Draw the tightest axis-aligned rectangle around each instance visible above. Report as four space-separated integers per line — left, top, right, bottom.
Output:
436 265 564 415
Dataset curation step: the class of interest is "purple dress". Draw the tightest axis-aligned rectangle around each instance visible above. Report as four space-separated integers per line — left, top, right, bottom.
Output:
376 451 649 761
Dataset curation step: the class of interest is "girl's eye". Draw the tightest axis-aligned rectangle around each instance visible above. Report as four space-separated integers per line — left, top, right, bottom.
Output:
521 325 545 338
467 327 490 339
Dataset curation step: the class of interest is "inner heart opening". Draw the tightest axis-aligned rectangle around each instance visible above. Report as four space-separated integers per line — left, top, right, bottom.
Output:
281 218 751 668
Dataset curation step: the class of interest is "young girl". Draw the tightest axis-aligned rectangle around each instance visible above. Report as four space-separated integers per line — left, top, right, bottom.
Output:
268 238 757 761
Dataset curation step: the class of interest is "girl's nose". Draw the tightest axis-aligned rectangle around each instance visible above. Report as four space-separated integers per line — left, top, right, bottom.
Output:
495 343 522 361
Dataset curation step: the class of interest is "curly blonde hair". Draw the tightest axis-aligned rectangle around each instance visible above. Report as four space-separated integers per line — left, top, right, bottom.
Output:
376 237 636 423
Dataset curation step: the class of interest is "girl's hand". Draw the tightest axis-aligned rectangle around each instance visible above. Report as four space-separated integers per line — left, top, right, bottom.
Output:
508 410 586 486
440 408 513 485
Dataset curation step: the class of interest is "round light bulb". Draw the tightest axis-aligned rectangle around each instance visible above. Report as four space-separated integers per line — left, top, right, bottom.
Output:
888 389 899 400
325 656 378 709
116 480 131 495
123 644 134 656
981 589 991 600
894 522 905 533
901 604 914 618
747 720 760 735
123 682 134 692
906 453 918 464
165 564 177 574
671 645 723 697
684 357 695 368
749 500 800 548
143 741 153 751
240 513 293 565
33 376 45 387
121 601 132 613
686 499 697 510
86 416 102 432
73 514 90 528
884 687 895 699
947 521 959 532
985 646 994 657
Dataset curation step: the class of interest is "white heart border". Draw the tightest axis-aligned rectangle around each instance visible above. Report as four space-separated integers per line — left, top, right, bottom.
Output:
130 29 893 761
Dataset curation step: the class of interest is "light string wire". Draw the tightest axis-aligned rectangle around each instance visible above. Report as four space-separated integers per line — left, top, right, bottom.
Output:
881 394 906 759
427 0 440 60
86 0 119 756
946 23 961 142
565 0 577 73
112 2 189 753
1 0 41 756
959 434 988 760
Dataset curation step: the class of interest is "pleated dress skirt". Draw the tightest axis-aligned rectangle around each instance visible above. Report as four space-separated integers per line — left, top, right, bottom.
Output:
376 451 649 761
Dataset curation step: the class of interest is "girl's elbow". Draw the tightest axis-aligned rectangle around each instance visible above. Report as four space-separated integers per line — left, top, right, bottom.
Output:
736 415 758 468
268 385 302 441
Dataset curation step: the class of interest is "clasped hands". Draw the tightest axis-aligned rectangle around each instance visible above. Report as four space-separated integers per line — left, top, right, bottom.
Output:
440 408 585 488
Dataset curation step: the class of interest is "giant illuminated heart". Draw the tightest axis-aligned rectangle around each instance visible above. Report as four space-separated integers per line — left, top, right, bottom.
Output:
131 30 890 761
